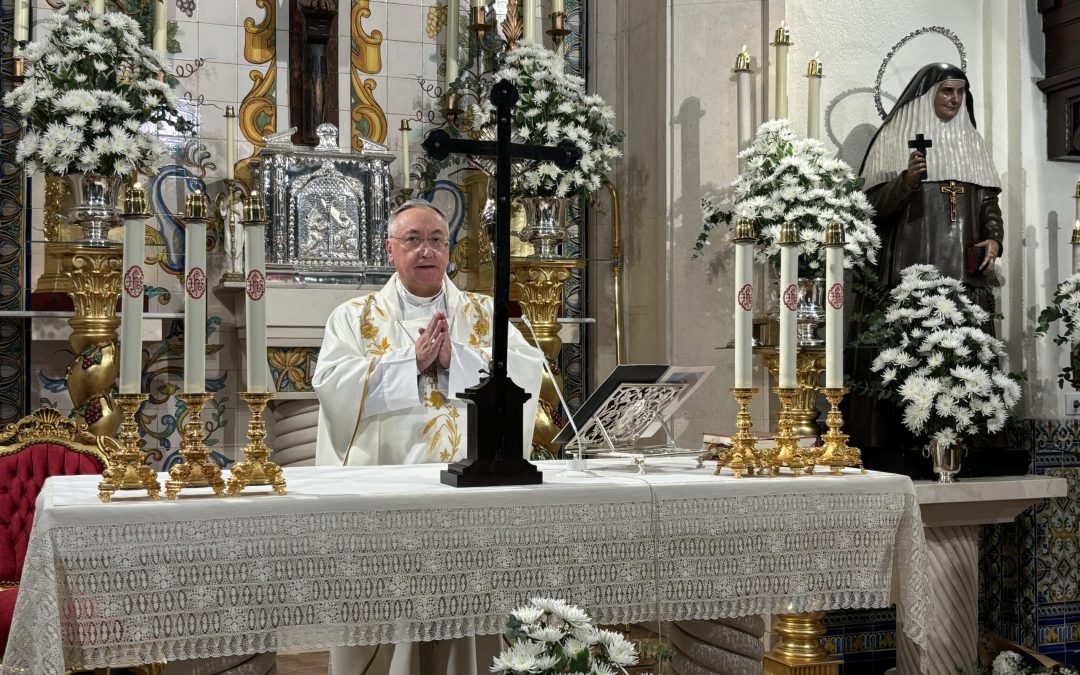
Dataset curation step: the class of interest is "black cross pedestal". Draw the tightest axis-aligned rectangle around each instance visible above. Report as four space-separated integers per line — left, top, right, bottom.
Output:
423 80 581 488
907 133 933 181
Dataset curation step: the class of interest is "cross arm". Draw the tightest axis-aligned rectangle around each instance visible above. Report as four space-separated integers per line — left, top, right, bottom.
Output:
422 131 581 170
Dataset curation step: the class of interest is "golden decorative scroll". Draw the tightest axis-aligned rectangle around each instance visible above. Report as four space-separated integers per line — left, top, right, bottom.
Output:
351 0 387 146
240 0 277 148
501 0 523 50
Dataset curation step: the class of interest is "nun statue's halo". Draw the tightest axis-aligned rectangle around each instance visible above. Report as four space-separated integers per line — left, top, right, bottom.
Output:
874 26 968 120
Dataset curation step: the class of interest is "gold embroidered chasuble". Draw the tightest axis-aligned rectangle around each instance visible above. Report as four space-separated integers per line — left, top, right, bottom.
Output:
313 274 544 467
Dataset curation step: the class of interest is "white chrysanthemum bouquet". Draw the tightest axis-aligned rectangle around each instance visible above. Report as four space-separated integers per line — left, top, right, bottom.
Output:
3 0 191 176
972 649 1079 675
470 42 623 198
695 119 881 272
491 598 639 675
867 264 1020 450
1035 272 1080 387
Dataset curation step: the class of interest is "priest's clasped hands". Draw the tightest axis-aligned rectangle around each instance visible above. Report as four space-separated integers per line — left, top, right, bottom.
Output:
416 311 451 371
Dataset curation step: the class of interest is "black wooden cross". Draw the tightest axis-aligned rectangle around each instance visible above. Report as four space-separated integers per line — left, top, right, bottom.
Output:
423 80 581 487
908 133 933 181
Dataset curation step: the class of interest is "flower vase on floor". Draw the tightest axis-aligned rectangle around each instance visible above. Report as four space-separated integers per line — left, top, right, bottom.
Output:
519 196 569 258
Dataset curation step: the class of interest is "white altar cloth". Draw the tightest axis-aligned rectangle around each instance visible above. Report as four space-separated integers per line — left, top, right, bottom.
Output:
1 459 929 673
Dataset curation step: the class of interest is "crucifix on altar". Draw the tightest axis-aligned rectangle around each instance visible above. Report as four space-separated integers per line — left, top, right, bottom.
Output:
423 81 581 488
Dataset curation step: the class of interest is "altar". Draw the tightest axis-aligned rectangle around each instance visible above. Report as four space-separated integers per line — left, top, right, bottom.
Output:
2 459 930 674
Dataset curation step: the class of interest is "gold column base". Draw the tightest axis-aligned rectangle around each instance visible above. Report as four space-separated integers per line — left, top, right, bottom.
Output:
814 387 865 475
765 612 840 674
713 387 761 478
764 655 842 675
166 393 225 499
226 392 287 496
98 393 161 502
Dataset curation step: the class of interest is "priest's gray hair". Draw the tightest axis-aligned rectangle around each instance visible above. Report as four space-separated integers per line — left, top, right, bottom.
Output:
388 200 448 236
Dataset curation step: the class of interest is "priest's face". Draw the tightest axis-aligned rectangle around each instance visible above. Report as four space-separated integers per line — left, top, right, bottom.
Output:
386 205 450 297
934 80 966 122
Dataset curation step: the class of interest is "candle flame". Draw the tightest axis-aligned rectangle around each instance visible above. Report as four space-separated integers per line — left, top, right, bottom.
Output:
780 20 785 27
814 51 819 60
741 44 747 53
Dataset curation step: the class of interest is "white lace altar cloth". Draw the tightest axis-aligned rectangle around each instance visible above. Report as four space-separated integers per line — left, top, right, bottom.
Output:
1 459 929 673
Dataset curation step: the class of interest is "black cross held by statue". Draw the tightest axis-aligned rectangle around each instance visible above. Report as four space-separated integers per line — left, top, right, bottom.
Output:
422 80 581 488
908 133 933 181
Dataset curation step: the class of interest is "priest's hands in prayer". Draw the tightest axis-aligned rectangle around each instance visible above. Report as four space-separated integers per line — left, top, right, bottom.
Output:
416 310 451 371
903 150 927 189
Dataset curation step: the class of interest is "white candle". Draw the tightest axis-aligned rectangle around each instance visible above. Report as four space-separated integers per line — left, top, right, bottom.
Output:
778 222 799 389
446 0 459 86
225 106 236 181
522 0 535 42
552 0 564 13
773 21 791 120
825 224 844 389
473 0 484 10
183 191 208 394
1072 220 1080 273
152 0 168 59
12 0 28 43
733 219 755 388
91 0 105 13
119 184 150 394
244 193 269 393
400 119 411 189
735 45 752 165
807 53 822 139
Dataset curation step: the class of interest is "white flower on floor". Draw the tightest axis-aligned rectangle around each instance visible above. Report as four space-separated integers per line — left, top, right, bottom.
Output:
492 598 639 675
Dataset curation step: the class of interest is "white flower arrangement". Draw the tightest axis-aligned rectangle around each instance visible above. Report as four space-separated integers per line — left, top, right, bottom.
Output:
469 41 623 198
866 264 1020 450
3 0 190 177
695 119 881 272
491 598 640 675
1035 272 1080 387
971 649 1079 675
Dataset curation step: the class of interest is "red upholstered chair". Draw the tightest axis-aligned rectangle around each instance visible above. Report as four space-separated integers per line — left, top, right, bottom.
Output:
0 409 108 657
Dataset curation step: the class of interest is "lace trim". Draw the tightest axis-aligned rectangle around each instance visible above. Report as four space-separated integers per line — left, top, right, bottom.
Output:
1 492 929 673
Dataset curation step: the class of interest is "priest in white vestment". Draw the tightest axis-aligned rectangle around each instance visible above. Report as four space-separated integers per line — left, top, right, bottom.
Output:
313 200 544 674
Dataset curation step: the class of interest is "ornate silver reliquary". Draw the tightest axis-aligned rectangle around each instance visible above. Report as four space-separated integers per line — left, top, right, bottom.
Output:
249 124 395 284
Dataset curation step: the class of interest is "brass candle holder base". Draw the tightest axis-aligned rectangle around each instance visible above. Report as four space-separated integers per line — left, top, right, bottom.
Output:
773 387 810 476
713 387 761 478
815 387 864 475
166 393 225 499
546 11 570 48
764 612 841 675
98 393 161 502
226 392 287 496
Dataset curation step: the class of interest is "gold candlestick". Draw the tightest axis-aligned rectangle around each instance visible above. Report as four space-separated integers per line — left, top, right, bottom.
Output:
713 388 760 478
772 387 806 476
815 387 864 475
470 5 487 38
166 393 225 499
98 393 162 502
764 611 841 675
226 392 287 496
546 11 570 48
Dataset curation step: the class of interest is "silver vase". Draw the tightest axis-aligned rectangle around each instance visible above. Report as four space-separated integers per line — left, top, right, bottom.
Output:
796 277 826 346
519 196 569 258
924 439 966 483
64 173 124 244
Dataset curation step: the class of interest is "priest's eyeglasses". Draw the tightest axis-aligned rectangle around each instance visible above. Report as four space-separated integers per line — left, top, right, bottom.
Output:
390 234 450 251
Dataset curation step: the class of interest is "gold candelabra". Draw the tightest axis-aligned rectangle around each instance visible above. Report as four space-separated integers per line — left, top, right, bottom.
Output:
166 393 225 499
97 393 161 502
546 11 570 49
713 388 760 478
815 387 864 474
226 392 287 496
764 611 841 675
773 387 811 476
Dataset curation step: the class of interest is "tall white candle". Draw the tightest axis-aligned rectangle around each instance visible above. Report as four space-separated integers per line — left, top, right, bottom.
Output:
1072 220 1080 273
446 0 460 86
91 0 105 13
243 193 269 393
807 53 822 139
183 191 209 394
225 106 236 181
778 222 799 388
400 119 411 189
119 184 150 394
735 45 752 165
522 0 535 42
13 0 28 43
733 219 755 389
824 223 844 389
773 22 791 120
153 0 168 59
473 0 484 10
552 0 564 13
